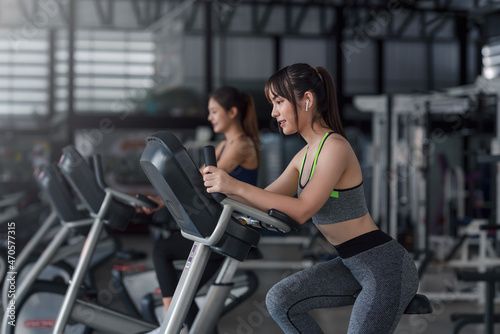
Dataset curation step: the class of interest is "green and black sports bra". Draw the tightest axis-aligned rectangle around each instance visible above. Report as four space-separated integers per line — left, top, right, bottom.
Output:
297 132 368 225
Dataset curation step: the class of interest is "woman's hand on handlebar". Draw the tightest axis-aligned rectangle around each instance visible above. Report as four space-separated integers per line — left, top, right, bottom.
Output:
135 195 164 214
202 166 238 196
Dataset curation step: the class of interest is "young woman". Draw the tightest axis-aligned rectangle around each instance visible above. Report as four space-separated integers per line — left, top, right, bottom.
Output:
202 64 419 334
143 86 260 334
205 86 260 185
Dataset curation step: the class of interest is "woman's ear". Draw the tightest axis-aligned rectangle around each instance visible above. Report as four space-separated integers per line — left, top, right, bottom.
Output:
303 91 314 111
228 106 239 119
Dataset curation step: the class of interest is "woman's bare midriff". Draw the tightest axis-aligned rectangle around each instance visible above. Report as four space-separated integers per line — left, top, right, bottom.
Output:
314 213 379 246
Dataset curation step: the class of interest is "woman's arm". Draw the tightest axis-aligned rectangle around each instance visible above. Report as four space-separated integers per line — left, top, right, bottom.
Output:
135 195 164 214
223 152 302 206
203 137 352 224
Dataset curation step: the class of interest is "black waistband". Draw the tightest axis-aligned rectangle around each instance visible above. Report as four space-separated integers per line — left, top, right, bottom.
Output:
334 230 392 259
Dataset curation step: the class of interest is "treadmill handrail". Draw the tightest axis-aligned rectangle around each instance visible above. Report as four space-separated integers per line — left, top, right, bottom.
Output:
64 218 96 228
105 188 160 209
179 197 297 245
222 198 296 233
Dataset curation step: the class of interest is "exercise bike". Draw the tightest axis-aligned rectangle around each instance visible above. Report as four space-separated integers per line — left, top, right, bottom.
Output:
28 143 272 334
1 164 119 334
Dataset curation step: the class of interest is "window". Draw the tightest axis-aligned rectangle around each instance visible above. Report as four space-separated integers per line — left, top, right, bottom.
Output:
0 30 49 115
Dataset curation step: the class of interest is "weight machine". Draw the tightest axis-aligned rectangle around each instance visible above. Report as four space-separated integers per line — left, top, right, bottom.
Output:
353 76 500 302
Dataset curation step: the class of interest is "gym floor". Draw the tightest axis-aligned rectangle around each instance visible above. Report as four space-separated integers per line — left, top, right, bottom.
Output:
93 231 496 334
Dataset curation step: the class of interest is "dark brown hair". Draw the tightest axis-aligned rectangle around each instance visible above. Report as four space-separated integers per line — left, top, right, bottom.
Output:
264 63 346 138
209 86 260 164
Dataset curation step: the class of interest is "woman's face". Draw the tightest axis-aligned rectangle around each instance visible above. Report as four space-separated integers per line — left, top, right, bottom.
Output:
208 98 232 134
270 95 298 135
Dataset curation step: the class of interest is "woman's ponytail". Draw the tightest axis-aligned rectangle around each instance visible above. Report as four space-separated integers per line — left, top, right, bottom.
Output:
316 67 346 138
242 93 260 165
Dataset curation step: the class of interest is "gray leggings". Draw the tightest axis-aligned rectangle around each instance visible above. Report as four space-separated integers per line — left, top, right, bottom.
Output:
266 239 419 334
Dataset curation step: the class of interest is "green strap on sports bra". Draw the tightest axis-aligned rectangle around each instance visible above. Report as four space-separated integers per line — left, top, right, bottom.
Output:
299 149 307 177
300 132 339 198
